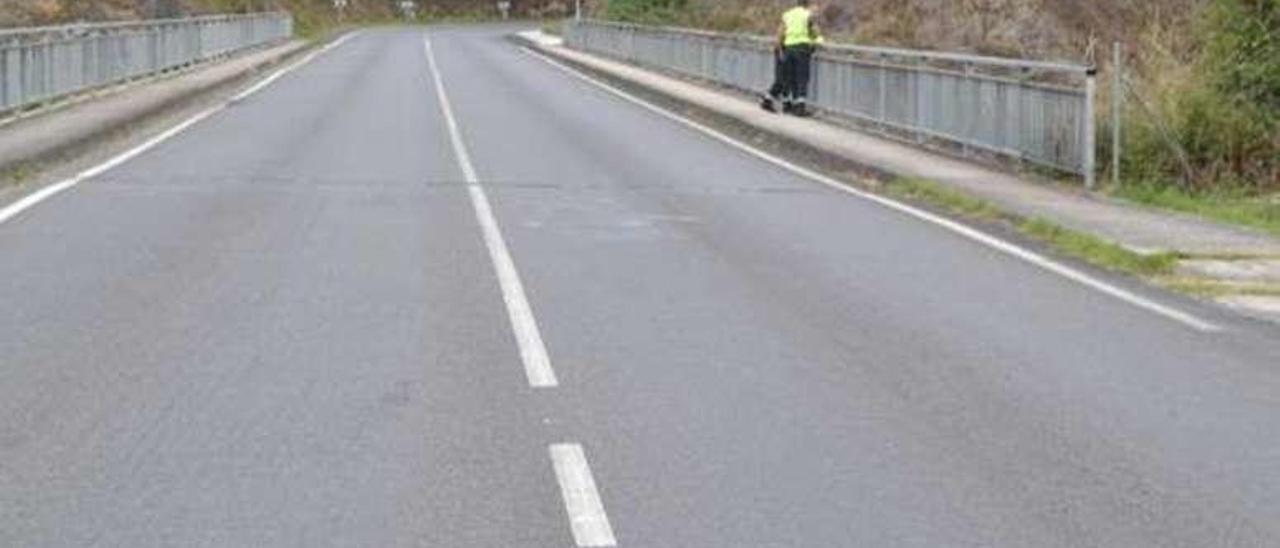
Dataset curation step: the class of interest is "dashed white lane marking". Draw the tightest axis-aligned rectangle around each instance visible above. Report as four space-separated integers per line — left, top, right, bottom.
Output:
423 36 559 388
549 443 619 547
518 45 1223 333
0 32 360 227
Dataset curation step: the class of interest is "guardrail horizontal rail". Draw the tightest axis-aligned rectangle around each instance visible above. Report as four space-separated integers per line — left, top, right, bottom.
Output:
0 12 293 115
565 19 1097 184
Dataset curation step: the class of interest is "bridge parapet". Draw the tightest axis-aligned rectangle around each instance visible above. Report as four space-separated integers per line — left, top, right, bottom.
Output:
0 13 293 118
565 19 1097 186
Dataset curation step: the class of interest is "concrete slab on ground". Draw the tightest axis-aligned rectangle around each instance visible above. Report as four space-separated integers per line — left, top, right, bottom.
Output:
1219 295 1280 323
1178 259 1280 284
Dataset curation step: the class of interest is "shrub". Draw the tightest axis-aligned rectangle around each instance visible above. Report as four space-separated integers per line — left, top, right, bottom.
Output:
1136 0 1278 190
1205 0 1279 120
605 0 688 24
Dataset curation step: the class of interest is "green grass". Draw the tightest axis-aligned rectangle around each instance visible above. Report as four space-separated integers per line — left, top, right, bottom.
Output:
1112 184 1280 236
0 164 35 189
884 178 1179 277
883 178 1006 221
1018 218 1179 276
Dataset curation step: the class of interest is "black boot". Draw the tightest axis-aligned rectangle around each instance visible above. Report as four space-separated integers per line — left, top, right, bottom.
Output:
759 95 777 113
790 103 812 117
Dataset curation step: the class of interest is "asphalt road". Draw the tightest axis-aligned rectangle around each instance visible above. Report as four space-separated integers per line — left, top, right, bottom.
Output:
3 26 1279 547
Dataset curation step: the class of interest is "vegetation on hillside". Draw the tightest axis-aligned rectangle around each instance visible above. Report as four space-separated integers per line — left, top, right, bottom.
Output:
0 0 396 36
0 1 571 36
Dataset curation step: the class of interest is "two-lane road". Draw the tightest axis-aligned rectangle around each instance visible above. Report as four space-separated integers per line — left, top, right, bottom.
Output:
3 26 1279 547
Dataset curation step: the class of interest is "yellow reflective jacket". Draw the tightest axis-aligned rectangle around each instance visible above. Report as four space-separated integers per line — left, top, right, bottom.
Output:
782 6 823 47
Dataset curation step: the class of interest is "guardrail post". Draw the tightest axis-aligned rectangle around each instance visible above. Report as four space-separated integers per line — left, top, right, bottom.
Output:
1 39 11 109
1015 66 1030 169
1084 67 1097 189
877 52 887 129
1111 42 1122 187
18 41 26 107
40 41 52 103
913 56 925 144
962 61 974 158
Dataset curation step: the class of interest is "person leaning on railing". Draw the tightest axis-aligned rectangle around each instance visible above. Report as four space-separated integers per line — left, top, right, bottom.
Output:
761 0 824 117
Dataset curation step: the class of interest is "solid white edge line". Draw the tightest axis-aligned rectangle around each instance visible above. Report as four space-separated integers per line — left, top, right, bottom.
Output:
517 45 1223 334
423 36 560 388
231 32 359 103
0 105 222 225
0 31 360 227
549 443 619 547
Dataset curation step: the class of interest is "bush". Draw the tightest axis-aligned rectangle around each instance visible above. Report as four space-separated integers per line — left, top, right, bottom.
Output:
1120 0 1278 192
1205 0 1279 119
605 0 688 24
1199 0 1279 188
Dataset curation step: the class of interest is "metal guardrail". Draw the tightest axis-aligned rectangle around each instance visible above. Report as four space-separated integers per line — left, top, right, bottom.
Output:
566 20 1098 186
0 13 293 115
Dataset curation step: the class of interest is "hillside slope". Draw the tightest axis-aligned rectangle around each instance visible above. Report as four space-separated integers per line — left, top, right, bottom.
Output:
0 0 568 28
651 0 1202 63
0 0 397 35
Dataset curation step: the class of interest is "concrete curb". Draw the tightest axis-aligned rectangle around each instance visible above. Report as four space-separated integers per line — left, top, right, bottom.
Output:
0 38 316 183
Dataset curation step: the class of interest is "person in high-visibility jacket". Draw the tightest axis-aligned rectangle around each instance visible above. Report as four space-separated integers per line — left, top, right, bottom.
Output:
761 0 824 116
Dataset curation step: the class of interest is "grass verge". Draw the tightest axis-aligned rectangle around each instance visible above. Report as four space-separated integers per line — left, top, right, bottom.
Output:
884 178 1178 277
1112 184 1280 236
881 177 1005 222
1019 218 1178 276
0 163 35 190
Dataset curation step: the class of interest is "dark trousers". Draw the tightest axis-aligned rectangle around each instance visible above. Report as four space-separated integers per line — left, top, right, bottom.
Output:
768 45 814 104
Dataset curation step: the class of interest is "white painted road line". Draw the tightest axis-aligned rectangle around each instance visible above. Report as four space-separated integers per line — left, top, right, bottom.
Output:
519 46 1223 333
423 36 560 388
549 443 619 547
0 107 219 226
231 32 359 103
0 32 358 228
